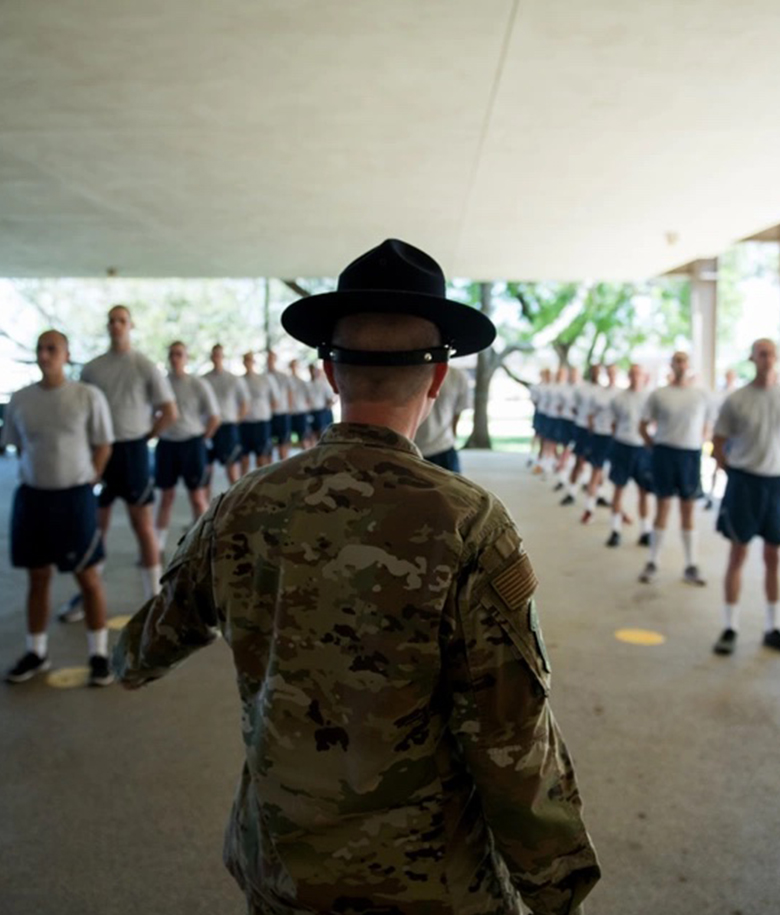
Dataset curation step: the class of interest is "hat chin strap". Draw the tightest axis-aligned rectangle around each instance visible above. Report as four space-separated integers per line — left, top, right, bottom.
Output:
317 345 452 366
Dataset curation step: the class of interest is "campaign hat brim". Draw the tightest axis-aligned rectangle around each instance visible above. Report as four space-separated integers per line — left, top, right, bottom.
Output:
281 289 496 358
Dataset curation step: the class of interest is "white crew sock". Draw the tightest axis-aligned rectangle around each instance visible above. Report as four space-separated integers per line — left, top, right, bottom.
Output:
641 516 652 534
611 512 622 533
156 528 169 551
567 482 577 499
141 564 162 600
681 530 697 567
723 604 739 631
650 528 666 564
765 603 778 633
87 628 109 658
585 495 596 512
26 633 48 658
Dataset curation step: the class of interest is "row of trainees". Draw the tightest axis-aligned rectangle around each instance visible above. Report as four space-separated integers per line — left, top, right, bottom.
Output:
0 302 338 686
0 306 470 686
528 344 780 657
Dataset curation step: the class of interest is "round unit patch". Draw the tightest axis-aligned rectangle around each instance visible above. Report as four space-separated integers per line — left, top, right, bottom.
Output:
615 628 666 647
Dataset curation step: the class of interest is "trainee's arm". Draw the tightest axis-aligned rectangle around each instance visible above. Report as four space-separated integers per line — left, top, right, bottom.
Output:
445 525 600 915
149 400 178 439
91 443 112 480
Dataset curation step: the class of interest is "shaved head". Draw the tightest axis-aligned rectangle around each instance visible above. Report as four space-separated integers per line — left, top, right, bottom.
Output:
331 313 442 405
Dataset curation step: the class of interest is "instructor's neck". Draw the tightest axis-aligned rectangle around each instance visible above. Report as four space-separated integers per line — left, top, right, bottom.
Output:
339 403 424 442
110 340 132 354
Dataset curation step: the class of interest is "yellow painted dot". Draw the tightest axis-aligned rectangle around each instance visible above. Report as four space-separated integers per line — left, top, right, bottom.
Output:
107 614 132 631
615 628 666 646
46 666 90 689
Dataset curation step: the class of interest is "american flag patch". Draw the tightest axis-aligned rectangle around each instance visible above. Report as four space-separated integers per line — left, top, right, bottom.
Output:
491 553 538 608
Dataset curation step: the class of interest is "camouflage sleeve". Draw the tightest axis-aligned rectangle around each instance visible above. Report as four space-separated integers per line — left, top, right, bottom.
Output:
111 502 221 687
445 524 600 915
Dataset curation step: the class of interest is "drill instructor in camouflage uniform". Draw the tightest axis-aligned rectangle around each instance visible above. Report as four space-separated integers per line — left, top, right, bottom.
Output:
113 240 600 914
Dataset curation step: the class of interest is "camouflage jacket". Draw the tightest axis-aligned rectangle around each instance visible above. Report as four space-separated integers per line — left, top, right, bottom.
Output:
113 423 600 915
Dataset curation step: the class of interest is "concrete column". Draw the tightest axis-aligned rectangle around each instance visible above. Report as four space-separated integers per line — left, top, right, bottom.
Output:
690 258 717 389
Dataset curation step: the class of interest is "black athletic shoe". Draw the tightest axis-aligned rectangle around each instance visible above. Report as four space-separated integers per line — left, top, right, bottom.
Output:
606 531 621 548
639 561 657 583
596 496 610 508
638 533 652 547
88 655 114 687
57 594 85 624
553 482 565 492
560 494 575 506
683 565 707 587
762 629 780 651
713 628 737 655
5 652 51 684
703 497 714 511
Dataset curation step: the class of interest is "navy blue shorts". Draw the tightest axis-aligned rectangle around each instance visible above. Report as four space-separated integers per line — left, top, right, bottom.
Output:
98 437 154 508
537 415 552 440
424 447 461 473
609 442 654 491
207 423 242 466
556 418 575 446
155 437 209 491
11 484 104 572
573 426 592 459
239 420 272 457
651 444 701 500
311 408 334 433
271 413 291 445
588 433 613 469
546 417 562 443
291 412 311 442
532 409 541 434
717 468 780 545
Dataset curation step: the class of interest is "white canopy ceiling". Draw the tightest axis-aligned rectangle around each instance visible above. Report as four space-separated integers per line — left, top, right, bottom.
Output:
3 0 780 280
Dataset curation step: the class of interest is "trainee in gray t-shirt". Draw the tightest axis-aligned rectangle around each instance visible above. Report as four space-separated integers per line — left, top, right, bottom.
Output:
1 380 114 490
573 382 597 429
714 383 780 477
202 370 248 424
611 389 648 447
590 386 618 436
243 374 275 422
81 349 174 442
641 385 713 451
161 374 220 442
415 367 471 457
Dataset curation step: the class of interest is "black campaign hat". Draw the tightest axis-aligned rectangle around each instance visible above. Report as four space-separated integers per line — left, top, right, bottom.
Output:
281 239 496 365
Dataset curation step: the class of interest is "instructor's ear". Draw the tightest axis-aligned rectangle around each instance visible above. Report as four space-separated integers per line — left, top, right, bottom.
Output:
323 360 339 394
427 364 448 400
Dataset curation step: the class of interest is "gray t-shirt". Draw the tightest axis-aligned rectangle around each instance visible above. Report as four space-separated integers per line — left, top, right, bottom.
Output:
557 384 578 421
243 373 275 422
81 349 174 442
269 370 293 415
289 375 312 414
611 389 648 447
415 367 471 456
202 370 248 424
1 380 114 490
573 382 597 430
308 376 333 411
714 383 780 477
591 385 619 435
641 385 713 450
162 374 220 442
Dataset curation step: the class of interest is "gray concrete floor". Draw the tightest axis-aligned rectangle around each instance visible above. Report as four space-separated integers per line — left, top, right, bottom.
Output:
1 449 778 915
